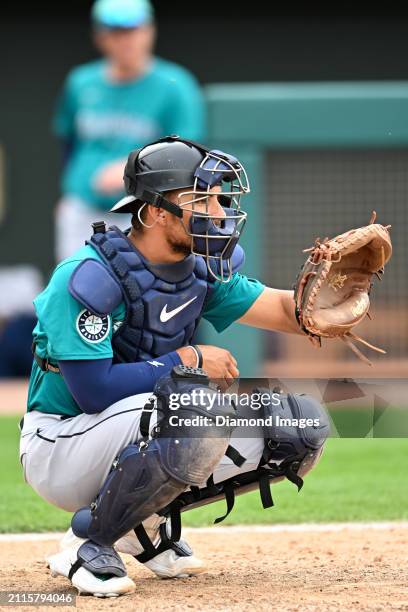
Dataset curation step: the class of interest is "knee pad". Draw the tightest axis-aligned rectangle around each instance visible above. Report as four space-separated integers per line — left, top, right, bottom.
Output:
259 390 330 485
159 390 330 527
72 366 236 548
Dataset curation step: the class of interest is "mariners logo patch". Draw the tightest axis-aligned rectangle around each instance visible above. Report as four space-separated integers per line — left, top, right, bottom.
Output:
76 309 110 344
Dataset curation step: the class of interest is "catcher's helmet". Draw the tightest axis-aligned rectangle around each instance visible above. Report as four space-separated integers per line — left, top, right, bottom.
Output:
110 135 250 282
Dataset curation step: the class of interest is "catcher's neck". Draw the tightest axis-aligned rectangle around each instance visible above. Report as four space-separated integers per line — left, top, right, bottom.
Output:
129 227 187 265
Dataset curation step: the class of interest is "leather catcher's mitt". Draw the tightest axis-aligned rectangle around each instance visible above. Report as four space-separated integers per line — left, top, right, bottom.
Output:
294 212 392 365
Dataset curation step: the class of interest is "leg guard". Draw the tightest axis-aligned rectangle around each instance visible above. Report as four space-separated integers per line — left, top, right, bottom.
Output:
160 390 330 525
72 366 236 547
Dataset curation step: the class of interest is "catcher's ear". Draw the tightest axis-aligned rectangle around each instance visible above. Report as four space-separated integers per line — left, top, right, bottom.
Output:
154 209 167 225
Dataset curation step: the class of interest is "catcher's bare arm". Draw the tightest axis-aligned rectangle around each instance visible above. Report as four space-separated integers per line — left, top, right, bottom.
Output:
238 287 302 334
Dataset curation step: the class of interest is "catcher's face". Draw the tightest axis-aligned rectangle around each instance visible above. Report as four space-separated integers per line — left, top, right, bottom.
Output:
163 187 226 257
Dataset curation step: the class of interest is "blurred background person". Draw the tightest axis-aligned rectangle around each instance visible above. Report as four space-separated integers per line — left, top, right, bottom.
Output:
53 0 205 262
1 4 407 380
0 266 43 378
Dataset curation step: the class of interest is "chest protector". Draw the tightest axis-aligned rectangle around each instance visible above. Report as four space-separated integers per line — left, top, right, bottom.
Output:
69 225 244 363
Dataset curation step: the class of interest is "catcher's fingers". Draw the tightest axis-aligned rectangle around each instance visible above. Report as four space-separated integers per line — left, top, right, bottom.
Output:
229 354 238 367
216 361 239 391
228 362 239 378
218 379 232 392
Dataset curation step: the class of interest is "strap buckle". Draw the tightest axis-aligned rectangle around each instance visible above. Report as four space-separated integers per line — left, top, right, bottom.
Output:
139 395 157 438
32 342 60 374
92 221 106 234
142 395 156 413
44 360 60 374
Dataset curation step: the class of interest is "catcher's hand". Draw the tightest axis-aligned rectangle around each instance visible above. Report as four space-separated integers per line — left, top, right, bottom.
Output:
294 211 392 365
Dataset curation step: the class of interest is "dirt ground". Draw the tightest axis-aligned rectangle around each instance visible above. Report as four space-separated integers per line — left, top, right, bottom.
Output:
0 380 28 414
0 526 407 611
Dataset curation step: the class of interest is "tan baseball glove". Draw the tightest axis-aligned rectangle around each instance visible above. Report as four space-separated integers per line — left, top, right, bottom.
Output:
294 212 392 365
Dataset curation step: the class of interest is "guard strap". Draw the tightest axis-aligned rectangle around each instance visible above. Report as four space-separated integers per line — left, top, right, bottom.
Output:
32 343 60 374
214 482 235 523
133 519 181 563
189 486 202 501
140 190 183 219
169 502 182 542
161 460 302 530
172 475 237 526
259 473 274 509
225 445 246 467
134 517 192 564
284 464 304 491
68 559 83 581
161 448 246 534
189 475 219 505
139 397 156 438
133 524 161 563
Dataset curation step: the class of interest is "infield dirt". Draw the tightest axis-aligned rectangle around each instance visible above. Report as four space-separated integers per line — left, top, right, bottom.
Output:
0 525 407 611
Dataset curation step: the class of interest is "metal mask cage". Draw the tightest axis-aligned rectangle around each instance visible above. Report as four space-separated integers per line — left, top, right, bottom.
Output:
175 150 250 283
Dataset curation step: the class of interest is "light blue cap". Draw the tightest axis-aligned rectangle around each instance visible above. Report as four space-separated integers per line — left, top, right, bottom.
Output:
92 0 153 29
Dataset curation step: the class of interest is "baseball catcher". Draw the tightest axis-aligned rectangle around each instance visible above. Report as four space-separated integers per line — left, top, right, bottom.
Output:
19 135 390 597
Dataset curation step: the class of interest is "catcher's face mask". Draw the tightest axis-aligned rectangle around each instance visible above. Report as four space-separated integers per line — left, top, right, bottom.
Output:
175 149 249 283
110 138 250 283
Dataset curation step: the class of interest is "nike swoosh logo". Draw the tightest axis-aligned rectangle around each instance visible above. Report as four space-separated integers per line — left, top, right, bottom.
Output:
160 296 198 323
